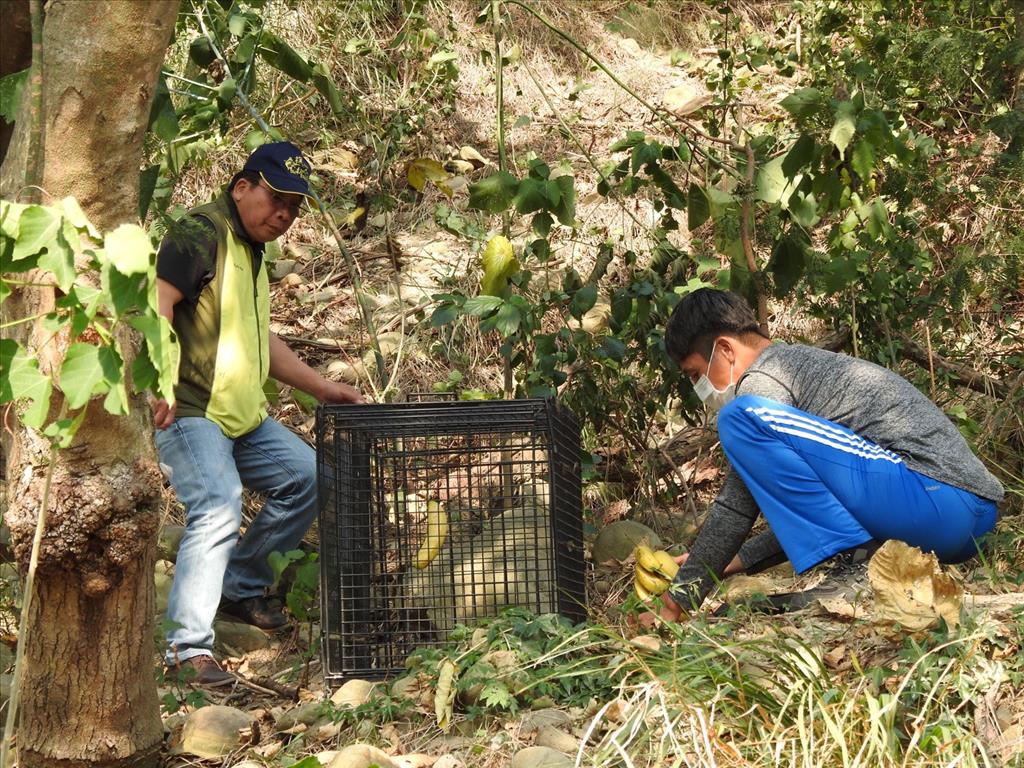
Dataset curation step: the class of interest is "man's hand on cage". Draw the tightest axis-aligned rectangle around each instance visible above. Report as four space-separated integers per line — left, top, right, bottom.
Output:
318 380 365 404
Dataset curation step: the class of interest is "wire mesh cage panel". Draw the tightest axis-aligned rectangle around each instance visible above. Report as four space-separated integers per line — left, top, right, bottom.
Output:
317 399 585 682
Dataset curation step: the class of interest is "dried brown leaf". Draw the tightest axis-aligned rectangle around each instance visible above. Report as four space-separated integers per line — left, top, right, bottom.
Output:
868 540 962 630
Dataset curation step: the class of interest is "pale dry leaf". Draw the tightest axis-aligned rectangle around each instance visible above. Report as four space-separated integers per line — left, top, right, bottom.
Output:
434 658 458 731
629 635 662 653
818 596 867 619
868 539 963 630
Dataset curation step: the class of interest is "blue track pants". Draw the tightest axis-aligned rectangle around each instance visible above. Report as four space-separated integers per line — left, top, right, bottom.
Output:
717 395 998 573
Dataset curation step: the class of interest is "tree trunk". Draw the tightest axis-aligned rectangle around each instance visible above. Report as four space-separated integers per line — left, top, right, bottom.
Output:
0 1 179 766
0 0 32 164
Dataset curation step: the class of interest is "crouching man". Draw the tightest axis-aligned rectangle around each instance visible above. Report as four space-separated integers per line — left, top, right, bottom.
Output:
656 289 1002 620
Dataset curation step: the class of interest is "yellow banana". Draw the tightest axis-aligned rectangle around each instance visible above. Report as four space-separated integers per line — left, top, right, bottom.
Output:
651 550 680 581
414 500 448 569
634 545 661 573
634 575 654 602
635 567 671 598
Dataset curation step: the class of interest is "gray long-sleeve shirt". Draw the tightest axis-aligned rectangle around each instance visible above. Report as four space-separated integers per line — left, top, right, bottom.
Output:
669 342 1004 609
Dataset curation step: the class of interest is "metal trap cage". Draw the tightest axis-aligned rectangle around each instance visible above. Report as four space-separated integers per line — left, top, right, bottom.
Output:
316 398 585 682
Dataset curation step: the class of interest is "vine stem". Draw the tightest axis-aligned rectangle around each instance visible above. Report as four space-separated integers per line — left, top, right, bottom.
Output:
1 442 57 766
22 0 43 204
194 7 386 395
493 0 513 401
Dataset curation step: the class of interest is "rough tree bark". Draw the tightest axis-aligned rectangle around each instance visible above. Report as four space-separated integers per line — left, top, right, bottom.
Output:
0 2 179 766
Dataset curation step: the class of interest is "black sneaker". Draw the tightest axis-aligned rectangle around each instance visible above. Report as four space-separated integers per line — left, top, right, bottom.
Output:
218 595 288 630
715 540 880 616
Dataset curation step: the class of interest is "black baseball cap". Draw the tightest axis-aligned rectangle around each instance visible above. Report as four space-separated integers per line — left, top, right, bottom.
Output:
242 141 314 201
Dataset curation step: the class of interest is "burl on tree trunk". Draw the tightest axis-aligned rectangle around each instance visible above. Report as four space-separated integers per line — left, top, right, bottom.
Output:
1 1 180 766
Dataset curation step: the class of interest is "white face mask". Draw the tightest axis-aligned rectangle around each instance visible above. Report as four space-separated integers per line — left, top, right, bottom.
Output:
693 342 735 412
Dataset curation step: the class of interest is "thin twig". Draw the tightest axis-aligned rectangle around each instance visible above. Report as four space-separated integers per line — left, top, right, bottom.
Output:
1 442 56 766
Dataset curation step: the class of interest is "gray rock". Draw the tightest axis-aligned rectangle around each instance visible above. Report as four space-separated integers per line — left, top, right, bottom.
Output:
509 746 573 768
520 708 572 733
404 483 555 633
275 700 325 731
536 725 580 754
214 620 269 653
330 678 377 709
158 525 186 562
591 520 661 564
176 705 254 759
269 258 298 281
327 743 401 768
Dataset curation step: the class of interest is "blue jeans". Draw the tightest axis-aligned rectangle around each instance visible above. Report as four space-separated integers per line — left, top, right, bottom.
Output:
718 395 998 573
155 416 317 663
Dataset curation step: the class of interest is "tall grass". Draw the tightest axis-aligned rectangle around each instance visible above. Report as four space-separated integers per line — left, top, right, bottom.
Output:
572 620 1014 768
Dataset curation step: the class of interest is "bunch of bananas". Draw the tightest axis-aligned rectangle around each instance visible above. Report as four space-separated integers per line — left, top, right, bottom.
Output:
633 545 680 601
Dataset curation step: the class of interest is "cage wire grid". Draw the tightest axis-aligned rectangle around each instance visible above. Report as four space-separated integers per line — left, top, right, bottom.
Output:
316 399 586 681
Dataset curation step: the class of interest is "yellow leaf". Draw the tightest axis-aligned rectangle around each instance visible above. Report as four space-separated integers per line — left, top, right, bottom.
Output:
868 540 963 630
407 157 449 192
480 235 518 297
343 207 365 228
434 658 457 731
458 145 489 167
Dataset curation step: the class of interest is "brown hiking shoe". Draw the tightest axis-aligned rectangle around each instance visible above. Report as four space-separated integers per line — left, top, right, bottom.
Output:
169 655 235 688
218 595 288 630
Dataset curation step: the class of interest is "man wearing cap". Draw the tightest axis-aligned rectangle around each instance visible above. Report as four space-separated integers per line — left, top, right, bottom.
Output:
152 142 362 686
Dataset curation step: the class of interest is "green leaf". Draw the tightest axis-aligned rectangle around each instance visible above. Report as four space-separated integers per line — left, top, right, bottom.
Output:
148 77 179 143
782 134 815 178
467 171 519 214
551 175 576 226
103 224 153 276
478 681 514 710
609 130 646 152
569 284 598 319
37 225 75 291
0 279 10 306
311 62 345 115
0 339 53 428
754 156 796 205
650 166 685 209
768 235 807 297
127 314 179 400
57 197 99 239
59 343 113 409
232 34 256 64
850 139 875 182
531 211 553 237
429 302 461 328
687 183 710 230
0 199 27 240
260 32 312 82
481 302 521 337
788 192 819 228
462 295 503 316
480 235 518 297
292 388 318 413
513 178 557 214
631 141 662 173
780 87 825 119
228 12 251 36
830 100 857 159
0 68 29 123
12 206 60 261
139 165 161 221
